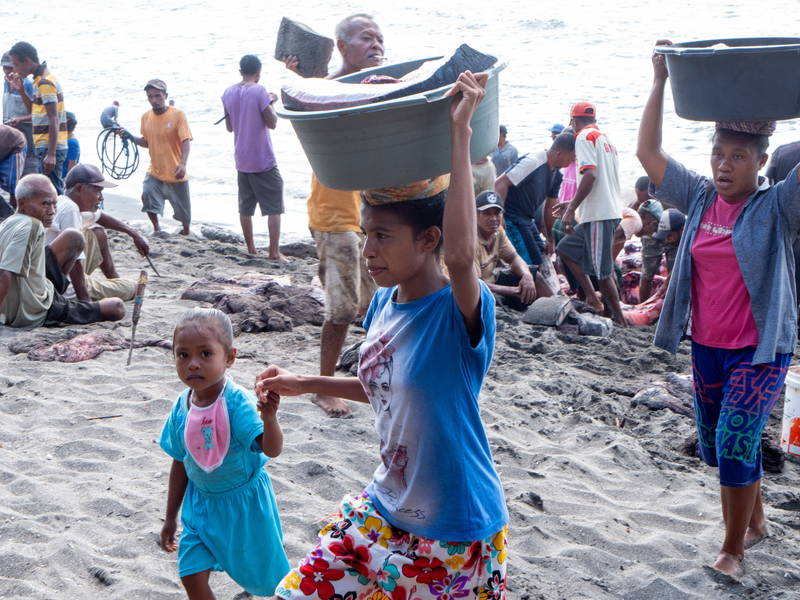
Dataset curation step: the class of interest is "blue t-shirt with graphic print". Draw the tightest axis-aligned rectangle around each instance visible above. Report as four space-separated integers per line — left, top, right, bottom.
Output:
359 281 508 541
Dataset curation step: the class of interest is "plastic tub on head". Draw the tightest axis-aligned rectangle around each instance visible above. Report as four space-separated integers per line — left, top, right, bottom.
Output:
655 37 800 122
277 57 506 191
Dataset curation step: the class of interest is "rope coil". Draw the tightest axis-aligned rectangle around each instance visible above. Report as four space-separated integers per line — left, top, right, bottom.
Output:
96 127 139 180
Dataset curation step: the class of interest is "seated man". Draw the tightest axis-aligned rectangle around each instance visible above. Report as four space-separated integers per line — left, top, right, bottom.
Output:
0 123 26 218
647 208 685 296
473 191 539 311
46 164 148 301
635 198 669 301
0 174 124 327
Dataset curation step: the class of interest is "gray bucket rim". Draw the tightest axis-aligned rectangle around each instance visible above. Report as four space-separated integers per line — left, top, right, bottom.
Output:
277 60 507 121
656 37 800 56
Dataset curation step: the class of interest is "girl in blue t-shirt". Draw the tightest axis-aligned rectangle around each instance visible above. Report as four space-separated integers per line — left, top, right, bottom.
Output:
257 72 508 599
159 308 290 598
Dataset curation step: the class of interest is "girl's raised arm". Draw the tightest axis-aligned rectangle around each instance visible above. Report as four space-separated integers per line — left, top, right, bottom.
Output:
443 71 488 341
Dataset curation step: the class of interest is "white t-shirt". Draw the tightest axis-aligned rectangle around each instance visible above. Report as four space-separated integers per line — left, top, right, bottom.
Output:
45 195 101 261
575 125 621 222
0 214 54 327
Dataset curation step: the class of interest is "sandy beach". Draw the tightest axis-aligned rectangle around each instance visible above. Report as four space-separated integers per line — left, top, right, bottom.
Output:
0 229 798 599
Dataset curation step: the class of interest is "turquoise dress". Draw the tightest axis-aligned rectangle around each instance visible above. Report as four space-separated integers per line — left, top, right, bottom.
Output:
160 379 290 595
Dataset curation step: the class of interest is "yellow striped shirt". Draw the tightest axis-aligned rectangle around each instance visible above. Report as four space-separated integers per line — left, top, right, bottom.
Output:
32 70 67 150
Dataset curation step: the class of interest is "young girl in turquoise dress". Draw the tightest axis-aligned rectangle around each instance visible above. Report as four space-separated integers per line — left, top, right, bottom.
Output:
159 308 290 598
257 71 508 599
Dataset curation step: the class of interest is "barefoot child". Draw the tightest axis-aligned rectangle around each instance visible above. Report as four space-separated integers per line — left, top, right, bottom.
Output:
159 308 290 597
257 71 508 598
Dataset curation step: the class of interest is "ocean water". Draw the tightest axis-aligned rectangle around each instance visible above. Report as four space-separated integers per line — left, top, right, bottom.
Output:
4 1 800 242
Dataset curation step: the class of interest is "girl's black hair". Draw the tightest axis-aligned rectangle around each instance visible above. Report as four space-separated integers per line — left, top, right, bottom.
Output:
714 128 770 156
361 189 447 250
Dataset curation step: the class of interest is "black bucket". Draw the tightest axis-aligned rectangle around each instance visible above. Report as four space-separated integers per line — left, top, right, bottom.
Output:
656 38 800 121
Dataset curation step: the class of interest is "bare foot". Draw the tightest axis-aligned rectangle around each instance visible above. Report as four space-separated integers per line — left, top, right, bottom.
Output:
267 252 288 262
711 551 744 579
246 246 258 255
312 394 353 418
744 523 769 549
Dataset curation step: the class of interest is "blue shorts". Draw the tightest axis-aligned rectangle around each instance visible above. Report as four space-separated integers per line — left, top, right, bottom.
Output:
0 148 25 194
691 342 791 487
505 217 543 266
34 146 67 195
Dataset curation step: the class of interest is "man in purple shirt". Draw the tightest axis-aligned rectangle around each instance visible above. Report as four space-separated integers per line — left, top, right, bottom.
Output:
222 54 283 257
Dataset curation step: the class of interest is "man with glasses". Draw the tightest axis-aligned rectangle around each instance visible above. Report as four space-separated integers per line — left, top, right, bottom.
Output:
45 164 149 301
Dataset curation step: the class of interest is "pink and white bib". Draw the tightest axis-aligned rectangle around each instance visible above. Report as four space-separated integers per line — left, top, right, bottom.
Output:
184 392 231 473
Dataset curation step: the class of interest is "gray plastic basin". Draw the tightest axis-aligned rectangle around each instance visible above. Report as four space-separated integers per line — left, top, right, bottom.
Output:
655 38 800 121
277 57 506 190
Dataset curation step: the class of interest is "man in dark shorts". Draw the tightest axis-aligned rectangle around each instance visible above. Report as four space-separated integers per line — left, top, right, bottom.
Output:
557 101 626 326
222 54 283 257
127 79 192 235
0 174 124 327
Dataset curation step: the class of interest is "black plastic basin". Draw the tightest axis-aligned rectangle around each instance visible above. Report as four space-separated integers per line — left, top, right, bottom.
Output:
656 38 800 121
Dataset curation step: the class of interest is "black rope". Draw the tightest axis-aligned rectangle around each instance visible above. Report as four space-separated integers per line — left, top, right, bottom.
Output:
96 127 139 180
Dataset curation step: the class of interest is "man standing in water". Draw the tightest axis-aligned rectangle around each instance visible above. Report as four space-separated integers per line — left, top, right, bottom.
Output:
222 54 284 257
557 102 627 326
285 14 382 417
128 79 192 235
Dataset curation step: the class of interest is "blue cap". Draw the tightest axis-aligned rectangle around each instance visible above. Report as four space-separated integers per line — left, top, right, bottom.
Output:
549 123 565 134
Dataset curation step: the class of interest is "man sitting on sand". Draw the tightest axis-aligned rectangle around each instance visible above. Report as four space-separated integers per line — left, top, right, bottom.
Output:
473 190 539 310
0 174 124 328
45 164 149 301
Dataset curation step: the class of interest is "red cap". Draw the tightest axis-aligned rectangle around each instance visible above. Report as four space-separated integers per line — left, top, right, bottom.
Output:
570 101 596 118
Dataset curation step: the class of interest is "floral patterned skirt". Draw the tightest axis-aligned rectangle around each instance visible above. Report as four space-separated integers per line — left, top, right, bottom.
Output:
275 491 508 600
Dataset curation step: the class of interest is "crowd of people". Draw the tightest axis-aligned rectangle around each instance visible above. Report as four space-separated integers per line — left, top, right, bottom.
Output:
0 17 799 599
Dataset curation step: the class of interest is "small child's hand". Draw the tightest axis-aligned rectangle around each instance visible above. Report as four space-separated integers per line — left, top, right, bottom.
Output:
257 390 280 420
160 518 178 552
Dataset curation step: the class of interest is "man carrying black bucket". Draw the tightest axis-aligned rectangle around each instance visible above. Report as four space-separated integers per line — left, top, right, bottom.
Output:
283 14 383 417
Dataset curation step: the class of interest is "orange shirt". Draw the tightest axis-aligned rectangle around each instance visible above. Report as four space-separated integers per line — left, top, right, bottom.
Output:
307 174 361 232
140 107 192 183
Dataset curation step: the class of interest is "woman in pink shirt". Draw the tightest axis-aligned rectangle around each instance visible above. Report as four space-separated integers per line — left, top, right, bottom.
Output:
637 40 799 579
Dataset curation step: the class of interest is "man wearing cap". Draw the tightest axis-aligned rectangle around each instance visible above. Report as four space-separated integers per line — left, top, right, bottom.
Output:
494 132 575 269
474 190 536 310
45 164 148 301
7 42 68 194
645 208 685 298
557 101 626 326
0 173 125 328
284 13 382 417
638 198 673 302
127 79 192 235
550 123 565 140
490 124 518 175
2 51 36 181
